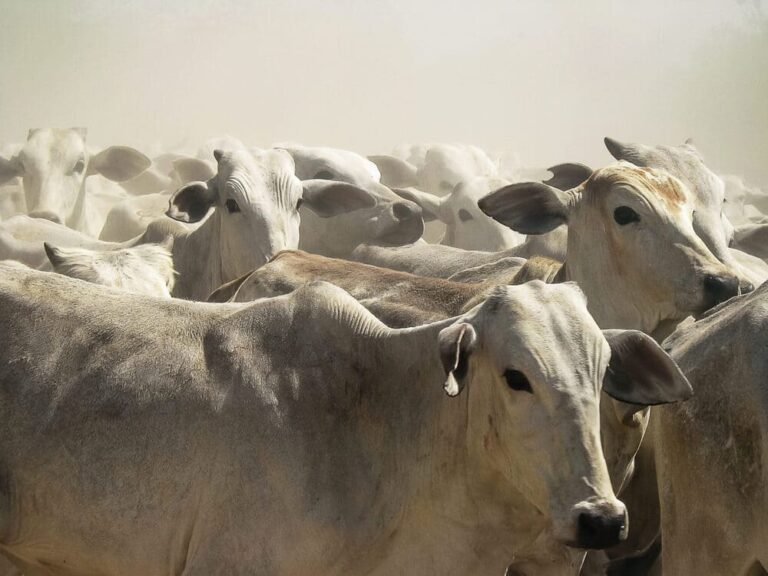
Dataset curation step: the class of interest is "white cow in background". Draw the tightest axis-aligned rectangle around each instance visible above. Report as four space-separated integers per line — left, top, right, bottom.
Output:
0 128 152 236
0 268 693 575
44 240 176 297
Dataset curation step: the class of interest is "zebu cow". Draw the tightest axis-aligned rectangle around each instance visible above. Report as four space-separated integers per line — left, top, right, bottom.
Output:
655 284 768 575
0 149 381 300
604 137 767 288
0 265 691 575
282 145 425 258
44 241 176 297
0 128 151 236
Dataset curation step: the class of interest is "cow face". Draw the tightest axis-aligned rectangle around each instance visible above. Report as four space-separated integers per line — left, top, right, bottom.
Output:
299 180 424 258
395 176 525 251
438 282 691 550
0 128 150 231
479 163 742 334
168 149 303 279
604 137 756 289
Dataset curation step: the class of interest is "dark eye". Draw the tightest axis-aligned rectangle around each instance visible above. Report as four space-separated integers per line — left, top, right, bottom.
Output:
73 159 85 173
225 198 241 214
458 208 473 222
504 369 532 393
613 206 640 226
296 198 304 210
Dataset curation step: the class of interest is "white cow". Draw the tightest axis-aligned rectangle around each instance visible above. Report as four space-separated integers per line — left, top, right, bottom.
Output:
0 149 396 300
44 240 176 297
604 137 767 289
655 283 768 575
0 128 151 236
0 266 692 575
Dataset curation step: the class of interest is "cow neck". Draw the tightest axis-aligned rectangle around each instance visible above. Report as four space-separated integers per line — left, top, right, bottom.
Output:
171 212 224 301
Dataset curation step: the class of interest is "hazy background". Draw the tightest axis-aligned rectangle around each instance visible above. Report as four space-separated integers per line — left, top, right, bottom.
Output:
1 0 766 183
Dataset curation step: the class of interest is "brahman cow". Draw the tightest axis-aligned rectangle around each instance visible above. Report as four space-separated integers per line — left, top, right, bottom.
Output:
655 283 768 575
604 136 767 289
0 128 151 236
44 241 176 297
0 265 691 575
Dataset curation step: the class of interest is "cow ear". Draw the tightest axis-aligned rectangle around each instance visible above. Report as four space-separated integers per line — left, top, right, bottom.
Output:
392 187 442 222
172 157 216 186
88 146 152 182
543 162 593 191
604 137 645 165
167 180 218 223
478 182 571 234
438 322 477 397
368 155 419 188
43 242 66 269
602 330 693 406
301 180 376 218
0 156 22 185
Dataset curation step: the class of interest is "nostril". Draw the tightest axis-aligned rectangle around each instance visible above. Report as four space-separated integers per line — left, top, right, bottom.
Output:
704 274 740 305
740 281 755 295
577 511 626 550
392 202 416 221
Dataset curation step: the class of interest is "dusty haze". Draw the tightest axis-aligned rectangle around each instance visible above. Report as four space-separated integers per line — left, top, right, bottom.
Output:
1 0 766 183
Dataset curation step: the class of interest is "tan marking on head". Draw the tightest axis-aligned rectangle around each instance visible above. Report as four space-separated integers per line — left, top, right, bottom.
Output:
586 162 689 212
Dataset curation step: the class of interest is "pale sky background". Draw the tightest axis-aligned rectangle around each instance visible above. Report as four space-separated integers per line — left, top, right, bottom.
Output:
1 0 766 182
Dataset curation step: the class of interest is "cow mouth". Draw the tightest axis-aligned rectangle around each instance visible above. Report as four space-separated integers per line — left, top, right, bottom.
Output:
376 217 424 246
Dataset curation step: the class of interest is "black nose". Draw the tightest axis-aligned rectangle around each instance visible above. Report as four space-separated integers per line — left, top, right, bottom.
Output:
577 511 626 549
704 274 740 306
740 280 755 294
392 201 420 221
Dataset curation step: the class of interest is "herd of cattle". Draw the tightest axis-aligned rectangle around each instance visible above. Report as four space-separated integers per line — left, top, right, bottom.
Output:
0 128 766 575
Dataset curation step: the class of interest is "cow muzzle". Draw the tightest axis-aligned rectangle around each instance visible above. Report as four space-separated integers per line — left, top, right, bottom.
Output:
570 499 628 550
703 273 740 307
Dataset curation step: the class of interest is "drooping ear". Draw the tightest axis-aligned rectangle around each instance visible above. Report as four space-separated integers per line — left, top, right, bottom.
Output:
604 137 644 165
392 187 443 222
438 322 478 397
88 146 152 181
368 155 419 188
167 180 218 223
121 167 172 195
602 329 693 406
301 180 376 218
478 182 571 235
0 156 22 185
43 242 66 269
172 157 216 185
543 162 593 191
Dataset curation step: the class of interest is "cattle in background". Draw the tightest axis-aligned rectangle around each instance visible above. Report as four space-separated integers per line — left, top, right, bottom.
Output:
44 240 176 298
0 128 151 236
0 266 691 575
656 284 768 575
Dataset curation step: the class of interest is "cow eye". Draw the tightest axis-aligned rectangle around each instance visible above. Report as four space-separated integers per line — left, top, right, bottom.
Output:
504 369 532 393
225 198 241 214
73 159 85 174
458 208 473 222
613 206 640 226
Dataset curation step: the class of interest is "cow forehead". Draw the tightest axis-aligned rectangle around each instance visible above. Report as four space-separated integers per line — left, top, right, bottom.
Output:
23 129 86 163
585 163 690 211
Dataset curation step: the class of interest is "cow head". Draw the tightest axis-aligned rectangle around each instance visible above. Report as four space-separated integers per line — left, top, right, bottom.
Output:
0 128 150 231
394 176 525 251
604 137 758 290
479 162 742 334
438 282 691 549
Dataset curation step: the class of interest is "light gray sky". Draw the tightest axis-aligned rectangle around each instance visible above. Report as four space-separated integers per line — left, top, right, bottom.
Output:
1 0 766 182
